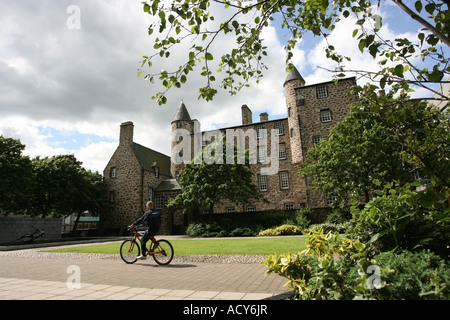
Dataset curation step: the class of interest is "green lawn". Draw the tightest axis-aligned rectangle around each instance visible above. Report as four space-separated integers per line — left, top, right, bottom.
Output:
49 236 307 255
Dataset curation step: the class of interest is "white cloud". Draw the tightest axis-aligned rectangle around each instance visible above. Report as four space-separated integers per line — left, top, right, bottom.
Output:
0 1 439 174
75 140 117 174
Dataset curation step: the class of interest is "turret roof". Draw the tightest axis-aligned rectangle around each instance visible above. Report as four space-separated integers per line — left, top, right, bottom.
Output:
172 101 191 122
284 66 305 86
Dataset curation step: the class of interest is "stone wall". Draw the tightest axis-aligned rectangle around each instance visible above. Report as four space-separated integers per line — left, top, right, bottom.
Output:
0 216 61 243
102 144 143 233
295 77 358 207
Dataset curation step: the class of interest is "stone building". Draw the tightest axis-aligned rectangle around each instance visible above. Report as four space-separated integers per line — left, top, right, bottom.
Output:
102 67 358 234
101 121 182 234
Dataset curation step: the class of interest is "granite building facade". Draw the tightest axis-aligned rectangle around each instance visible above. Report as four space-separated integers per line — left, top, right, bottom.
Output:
102 68 358 234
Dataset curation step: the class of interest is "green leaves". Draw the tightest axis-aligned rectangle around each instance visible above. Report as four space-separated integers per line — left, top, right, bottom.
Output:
0 136 34 215
138 0 449 107
169 135 262 214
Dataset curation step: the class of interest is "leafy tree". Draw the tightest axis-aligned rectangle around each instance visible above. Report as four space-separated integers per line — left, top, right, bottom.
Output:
139 0 449 106
349 180 449 257
0 136 34 215
32 155 111 232
299 106 416 204
358 89 450 188
168 136 263 216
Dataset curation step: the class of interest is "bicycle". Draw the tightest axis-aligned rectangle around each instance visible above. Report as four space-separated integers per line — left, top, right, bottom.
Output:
120 227 174 265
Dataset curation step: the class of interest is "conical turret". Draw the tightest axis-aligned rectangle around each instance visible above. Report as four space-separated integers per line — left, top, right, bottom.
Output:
284 66 305 87
172 100 191 123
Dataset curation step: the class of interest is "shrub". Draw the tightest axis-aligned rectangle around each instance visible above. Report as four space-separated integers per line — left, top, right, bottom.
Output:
258 224 302 237
306 223 347 234
258 228 280 236
262 229 450 300
263 229 365 300
366 250 450 300
294 208 311 229
326 208 351 224
186 222 257 237
348 181 449 257
185 222 222 237
229 227 256 237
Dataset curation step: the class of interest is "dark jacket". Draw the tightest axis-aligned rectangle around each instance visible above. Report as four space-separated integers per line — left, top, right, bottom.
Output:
133 209 161 233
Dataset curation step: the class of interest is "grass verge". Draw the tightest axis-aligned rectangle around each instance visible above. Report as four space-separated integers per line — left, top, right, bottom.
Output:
48 236 307 255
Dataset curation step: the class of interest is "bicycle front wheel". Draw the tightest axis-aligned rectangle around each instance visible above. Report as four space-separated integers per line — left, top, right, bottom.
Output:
120 240 140 264
151 239 174 265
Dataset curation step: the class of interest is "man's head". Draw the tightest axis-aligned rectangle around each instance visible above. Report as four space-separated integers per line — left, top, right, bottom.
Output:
146 201 153 210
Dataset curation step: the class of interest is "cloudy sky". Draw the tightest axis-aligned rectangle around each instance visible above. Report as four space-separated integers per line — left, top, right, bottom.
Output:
0 0 441 173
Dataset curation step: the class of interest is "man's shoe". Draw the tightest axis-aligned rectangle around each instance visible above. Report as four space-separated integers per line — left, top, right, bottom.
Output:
137 255 147 260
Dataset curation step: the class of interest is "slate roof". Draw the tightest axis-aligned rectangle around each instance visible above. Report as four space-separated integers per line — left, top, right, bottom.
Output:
172 101 191 122
155 179 181 192
284 66 305 85
132 142 171 177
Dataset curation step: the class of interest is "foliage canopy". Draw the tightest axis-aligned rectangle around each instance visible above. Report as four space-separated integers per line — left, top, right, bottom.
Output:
140 0 449 106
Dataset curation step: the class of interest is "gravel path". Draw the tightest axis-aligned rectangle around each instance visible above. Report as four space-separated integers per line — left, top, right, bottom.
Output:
0 249 269 264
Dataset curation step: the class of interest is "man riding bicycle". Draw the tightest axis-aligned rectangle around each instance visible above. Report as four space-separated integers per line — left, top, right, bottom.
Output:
127 201 161 260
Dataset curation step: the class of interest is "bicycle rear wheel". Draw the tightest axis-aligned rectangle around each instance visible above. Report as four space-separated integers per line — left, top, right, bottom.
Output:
120 240 140 264
151 239 174 265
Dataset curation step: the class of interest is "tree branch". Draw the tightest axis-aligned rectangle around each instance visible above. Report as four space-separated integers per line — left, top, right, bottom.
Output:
392 0 450 47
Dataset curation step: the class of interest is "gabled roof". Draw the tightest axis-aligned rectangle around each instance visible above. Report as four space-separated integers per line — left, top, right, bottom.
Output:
132 143 171 177
172 101 191 122
155 179 181 192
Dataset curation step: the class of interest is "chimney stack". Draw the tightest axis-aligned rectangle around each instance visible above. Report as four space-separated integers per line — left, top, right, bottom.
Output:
120 121 134 146
259 112 268 122
241 105 253 125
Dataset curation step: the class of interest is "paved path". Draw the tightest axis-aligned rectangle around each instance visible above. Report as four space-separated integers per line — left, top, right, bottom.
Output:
0 241 291 301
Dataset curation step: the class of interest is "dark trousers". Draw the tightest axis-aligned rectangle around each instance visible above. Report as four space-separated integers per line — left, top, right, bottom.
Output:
140 225 159 255
140 229 152 256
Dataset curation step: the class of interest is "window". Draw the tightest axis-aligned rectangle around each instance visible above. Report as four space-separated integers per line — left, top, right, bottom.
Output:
259 174 268 191
320 109 332 123
256 125 264 139
148 187 153 202
285 203 294 210
290 128 294 138
155 194 165 209
317 85 328 98
280 172 289 189
274 122 284 135
288 107 292 117
279 143 286 159
313 136 321 146
246 206 256 212
258 146 266 163
154 166 159 177
110 167 116 178
109 191 115 203
226 207 235 213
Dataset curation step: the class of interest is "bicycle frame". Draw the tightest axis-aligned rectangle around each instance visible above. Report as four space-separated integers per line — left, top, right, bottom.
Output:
121 227 174 265
130 229 161 255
